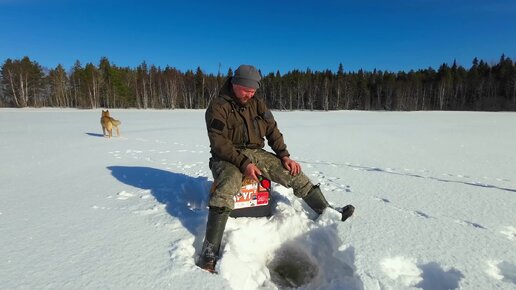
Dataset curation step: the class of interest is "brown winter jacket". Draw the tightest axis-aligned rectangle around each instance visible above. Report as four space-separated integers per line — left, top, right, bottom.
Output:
205 78 290 173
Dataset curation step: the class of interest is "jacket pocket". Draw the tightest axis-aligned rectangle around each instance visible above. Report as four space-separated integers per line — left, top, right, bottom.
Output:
227 118 245 146
253 116 267 138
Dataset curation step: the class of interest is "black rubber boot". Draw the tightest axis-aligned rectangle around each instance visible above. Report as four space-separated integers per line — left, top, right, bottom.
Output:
303 184 355 222
303 184 330 215
336 204 355 222
197 206 230 273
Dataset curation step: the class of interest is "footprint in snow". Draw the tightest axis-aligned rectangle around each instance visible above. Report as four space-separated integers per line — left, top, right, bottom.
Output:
373 198 432 220
133 205 162 216
116 191 135 200
310 170 351 192
374 197 391 203
454 219 487 230
413 210 431 219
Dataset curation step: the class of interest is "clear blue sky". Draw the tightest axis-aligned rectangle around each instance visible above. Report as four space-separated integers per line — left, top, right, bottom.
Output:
1 0 515 75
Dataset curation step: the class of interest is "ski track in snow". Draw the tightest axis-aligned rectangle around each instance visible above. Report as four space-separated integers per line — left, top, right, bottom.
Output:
94 137 516 289
301 159 514 189
303 159 516 242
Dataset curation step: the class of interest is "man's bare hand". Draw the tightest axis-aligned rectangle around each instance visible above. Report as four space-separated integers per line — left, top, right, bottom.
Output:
244 163 262 181
281 156 301 176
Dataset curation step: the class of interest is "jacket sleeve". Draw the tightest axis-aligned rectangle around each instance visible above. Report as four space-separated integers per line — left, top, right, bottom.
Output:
258 100 290 158
205 103 252 173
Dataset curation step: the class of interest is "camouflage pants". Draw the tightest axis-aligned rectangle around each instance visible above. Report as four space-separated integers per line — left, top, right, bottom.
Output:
209 148 313 209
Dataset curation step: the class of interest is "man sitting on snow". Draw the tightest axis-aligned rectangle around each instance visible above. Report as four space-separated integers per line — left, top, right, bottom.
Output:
197 64 355 273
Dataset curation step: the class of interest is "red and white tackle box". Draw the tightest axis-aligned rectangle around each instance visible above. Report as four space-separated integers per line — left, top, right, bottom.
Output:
230 176 272 218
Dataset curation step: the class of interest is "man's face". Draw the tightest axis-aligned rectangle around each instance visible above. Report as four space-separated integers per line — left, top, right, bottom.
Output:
232 84 257 105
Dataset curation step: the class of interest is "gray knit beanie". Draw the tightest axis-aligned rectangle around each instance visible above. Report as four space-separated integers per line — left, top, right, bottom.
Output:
231 64 261 89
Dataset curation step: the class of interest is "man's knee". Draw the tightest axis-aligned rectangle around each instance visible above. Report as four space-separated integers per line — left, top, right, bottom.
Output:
210 173 242 210
290 172 313 198
209 194 236 210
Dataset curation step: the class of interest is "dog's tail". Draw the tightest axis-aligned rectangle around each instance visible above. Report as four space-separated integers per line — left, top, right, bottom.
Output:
112 119 121 126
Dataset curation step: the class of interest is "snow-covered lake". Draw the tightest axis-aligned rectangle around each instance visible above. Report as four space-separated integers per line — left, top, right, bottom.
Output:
1 108 515 289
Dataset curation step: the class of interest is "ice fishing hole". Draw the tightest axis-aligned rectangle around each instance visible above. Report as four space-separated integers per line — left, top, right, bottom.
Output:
267 244 318 288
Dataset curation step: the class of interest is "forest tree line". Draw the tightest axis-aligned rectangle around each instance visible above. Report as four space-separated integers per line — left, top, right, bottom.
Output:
1 55 515 111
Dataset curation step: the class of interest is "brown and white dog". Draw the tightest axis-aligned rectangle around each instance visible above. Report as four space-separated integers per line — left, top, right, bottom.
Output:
100 110 121 138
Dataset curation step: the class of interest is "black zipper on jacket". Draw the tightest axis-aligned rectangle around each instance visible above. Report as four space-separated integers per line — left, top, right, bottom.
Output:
253 117 260 139
239 107 249 146
233 104 249 147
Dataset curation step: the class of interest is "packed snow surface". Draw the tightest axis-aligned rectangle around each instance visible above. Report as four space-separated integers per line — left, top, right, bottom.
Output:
1 108 515 289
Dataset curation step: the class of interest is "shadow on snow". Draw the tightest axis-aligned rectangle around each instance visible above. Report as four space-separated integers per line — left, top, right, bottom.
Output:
107 166 211 237
85 132 105 137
